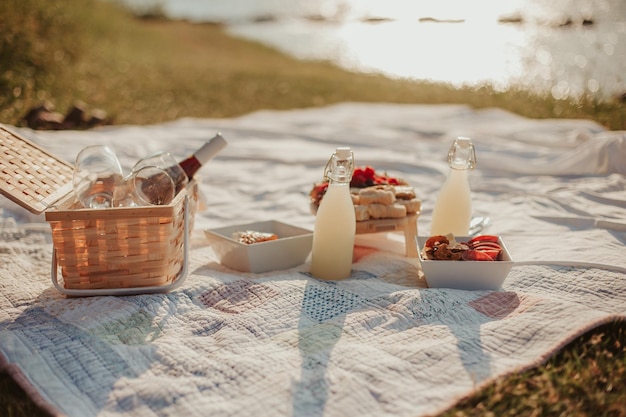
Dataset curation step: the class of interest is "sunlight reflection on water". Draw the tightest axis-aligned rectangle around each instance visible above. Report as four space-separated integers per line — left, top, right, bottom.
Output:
127 0 626 100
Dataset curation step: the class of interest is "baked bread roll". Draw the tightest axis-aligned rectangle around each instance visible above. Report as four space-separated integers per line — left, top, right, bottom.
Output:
397 198 421 214
354 205 370 221
311 167 421 222
394 186 416 200
368 203 407 219
358 186 396 205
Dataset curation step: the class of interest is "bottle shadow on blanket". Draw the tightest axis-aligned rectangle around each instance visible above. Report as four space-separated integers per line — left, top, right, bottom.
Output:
290 280 529 413
448 291 529 384
292 281 349 417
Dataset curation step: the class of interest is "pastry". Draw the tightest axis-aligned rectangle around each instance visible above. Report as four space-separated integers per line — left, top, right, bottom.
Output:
368 203 407 219
354 205 370 221
394 186 416 200
397 198 421 214
358 186 396 205
310 166 421 221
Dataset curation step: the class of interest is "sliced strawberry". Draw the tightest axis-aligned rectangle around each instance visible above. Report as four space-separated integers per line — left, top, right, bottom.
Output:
473 248 502 259
467 235 500 244
466 235 502 259
470 242 502 251
477 249 501 260
462 250 495 261
469 241 502 260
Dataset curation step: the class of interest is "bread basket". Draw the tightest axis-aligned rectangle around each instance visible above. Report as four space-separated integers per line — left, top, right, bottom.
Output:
0 124 197 296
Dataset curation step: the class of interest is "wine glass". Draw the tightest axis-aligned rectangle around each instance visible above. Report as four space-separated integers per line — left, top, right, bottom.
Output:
132 151 187 196
72 145 123 209
121 165 176 206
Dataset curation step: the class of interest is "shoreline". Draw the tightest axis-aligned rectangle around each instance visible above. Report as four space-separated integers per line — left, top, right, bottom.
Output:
131 0 626 103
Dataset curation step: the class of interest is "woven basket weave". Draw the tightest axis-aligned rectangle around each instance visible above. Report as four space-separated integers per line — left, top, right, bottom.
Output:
46 185 196 290
0 125 197 294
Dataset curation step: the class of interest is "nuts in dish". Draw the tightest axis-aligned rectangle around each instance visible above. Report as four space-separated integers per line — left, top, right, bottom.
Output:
232 230 279 245
205 221 313 273
422 234 503 261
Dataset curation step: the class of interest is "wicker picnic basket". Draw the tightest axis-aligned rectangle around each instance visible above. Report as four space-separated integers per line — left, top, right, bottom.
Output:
0 124 197 296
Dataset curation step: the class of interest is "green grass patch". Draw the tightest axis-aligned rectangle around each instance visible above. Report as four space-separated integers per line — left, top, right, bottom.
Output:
440 320 626 417
1 0 624 129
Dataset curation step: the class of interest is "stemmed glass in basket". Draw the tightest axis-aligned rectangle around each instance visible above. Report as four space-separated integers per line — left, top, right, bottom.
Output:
119 164 177 207
73 146 182 208
72 145 124 209
113 151 186 207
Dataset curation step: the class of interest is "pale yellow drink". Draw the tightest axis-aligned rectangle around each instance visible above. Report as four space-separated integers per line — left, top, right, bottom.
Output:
310 147 356 280
430 137 476 236
430 168 472 235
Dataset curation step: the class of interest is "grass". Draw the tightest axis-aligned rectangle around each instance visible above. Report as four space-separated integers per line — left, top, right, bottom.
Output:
438 320 626 417
1 0 624 129
0 1 625 416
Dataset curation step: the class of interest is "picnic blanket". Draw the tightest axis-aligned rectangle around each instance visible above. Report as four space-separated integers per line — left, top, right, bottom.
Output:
1 103 625 417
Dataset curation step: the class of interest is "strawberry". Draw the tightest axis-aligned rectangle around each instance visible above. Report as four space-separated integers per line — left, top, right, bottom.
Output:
465 236 503 261
462 250 495 261
363 166 376 180
467 235 500 244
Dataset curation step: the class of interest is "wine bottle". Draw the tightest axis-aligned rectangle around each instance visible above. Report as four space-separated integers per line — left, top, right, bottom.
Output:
165 133 227 195
178 133 228 181
123 133 228 206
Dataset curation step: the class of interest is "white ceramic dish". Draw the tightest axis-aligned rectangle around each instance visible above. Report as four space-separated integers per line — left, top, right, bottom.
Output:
204 220 313 273
417 236 514 290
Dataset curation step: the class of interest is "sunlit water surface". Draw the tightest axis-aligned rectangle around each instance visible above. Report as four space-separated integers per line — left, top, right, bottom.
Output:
125 0 625 100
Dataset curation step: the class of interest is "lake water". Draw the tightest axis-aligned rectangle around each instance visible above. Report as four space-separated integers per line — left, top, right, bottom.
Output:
124 0 625 101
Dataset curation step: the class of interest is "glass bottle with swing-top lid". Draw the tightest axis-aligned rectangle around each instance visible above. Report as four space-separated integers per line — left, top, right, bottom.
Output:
310 147 356 280
430 137 477 236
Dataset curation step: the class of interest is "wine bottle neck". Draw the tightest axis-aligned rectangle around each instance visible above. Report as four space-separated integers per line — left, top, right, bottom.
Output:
179 156 202 180
179 133 227 180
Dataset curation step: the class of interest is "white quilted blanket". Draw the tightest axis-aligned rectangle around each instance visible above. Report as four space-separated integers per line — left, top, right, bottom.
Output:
1 103 625 417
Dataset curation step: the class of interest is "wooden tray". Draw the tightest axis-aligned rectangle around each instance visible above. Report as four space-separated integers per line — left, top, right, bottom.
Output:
311 201 419 258
356 213 419 257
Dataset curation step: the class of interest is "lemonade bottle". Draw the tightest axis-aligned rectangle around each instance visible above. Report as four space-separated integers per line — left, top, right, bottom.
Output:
310 147 356 280
430 137 477 236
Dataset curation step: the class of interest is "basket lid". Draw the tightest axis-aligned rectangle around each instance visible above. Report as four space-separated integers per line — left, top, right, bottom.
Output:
0 125 74 214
